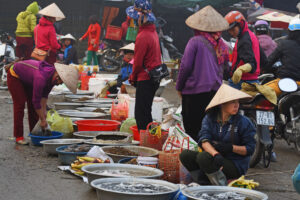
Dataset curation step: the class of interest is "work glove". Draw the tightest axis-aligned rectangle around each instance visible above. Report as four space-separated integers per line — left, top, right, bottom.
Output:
213 142 233 156
213 154 224 169
99 85 110 98
232 63 252 84
108 80 117 87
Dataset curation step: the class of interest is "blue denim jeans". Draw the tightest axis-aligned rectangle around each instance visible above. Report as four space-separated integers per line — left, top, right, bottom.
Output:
228 79 259 90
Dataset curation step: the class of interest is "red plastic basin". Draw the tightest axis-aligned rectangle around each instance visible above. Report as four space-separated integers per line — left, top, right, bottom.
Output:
130 125 140 141
75 120 121 131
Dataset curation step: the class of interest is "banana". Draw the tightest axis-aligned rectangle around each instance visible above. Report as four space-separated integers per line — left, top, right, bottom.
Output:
74 171 85 176
72 162 94 170
77 156 96 162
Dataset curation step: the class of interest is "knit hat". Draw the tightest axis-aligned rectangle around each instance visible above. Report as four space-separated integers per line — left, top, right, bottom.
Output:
54 63 78 94
38 3 65 21
186 5 229 32
206 84 252 111
120 43 135 51
126 0 156 23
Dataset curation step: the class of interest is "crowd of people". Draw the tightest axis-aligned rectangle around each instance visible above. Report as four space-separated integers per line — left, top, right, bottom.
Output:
6 0 300 186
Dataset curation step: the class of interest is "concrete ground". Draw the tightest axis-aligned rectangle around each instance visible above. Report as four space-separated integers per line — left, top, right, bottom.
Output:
0 83 299 200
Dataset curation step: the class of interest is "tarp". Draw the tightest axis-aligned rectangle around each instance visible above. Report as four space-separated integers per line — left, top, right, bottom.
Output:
156 0 240 8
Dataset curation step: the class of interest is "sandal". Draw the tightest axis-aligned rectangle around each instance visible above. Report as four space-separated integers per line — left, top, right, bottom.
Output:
16 139 29 145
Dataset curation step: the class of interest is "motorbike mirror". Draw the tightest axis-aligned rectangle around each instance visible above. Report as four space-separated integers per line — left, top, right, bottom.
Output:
278 78 298 93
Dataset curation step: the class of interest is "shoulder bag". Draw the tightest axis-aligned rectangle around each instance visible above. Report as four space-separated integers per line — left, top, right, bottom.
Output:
31 28 50 61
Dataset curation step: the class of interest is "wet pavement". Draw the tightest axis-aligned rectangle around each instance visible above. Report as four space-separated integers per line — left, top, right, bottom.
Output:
0 84 299 200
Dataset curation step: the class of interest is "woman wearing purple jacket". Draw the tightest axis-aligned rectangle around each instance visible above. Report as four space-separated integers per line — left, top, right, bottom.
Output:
176 6 229 141
254 20 277 57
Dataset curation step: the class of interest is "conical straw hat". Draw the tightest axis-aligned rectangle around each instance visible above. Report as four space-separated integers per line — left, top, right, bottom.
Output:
54 63 79 94
206 84 252 111
120 43 135 51
186 5 229 32
38 3 65 21
60 33 76 41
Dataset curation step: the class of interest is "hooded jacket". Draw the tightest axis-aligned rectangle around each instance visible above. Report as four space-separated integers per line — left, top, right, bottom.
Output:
15 2 39 37
265 39 300 81
231 22 261 81
257 34 277 57
34 17 61 53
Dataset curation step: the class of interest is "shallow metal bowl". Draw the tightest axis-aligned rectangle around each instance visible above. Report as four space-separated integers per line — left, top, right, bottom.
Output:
182 186 268 200
73 131 104 139
82 164 164 184
101 146 159 162
40 139 84 155
90 177 179 200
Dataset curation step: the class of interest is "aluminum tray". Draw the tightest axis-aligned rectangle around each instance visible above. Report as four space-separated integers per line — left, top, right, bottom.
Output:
59 111 107 119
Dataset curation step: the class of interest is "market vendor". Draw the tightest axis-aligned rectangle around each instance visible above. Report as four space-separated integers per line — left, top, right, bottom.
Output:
99 43 134 97
6 60 78 145
180 84 256 185
60 33 79 65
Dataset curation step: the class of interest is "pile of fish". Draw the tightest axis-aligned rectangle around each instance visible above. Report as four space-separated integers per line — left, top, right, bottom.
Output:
98 182 173 194
191 191 251 200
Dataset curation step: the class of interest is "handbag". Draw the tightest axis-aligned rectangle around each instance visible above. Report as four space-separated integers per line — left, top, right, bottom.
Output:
31 28 49 61
143 63 169 83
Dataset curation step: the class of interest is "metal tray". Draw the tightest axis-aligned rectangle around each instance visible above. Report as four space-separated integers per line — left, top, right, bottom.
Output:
59 111 107 119
54 102 83 110
84 103 112 108
84 139 139 146
76 107 109 113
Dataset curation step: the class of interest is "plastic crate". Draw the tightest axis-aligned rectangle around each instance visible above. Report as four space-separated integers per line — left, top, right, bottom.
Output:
105 25 122 41
126 27 139 41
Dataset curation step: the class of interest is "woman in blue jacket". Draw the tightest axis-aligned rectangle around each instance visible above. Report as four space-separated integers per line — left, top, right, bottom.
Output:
180 84 256 185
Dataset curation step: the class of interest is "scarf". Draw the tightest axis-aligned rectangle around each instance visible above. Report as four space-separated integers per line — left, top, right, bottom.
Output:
194 30 229 65
64 45 72 60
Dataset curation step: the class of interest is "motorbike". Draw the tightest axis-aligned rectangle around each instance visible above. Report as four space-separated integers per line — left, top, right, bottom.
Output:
156 17 182 61
241 72 300 168
97 39 123 72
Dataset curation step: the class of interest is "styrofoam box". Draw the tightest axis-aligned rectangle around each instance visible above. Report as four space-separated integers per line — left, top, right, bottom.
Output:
88 74 118 95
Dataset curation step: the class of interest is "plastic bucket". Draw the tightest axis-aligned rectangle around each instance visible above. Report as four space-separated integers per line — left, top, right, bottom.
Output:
29 131 64 146
137 156 158 168
130 125 140 141
75 120 121 131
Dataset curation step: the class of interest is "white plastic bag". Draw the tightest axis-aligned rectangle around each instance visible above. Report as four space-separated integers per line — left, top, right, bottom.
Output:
163 124 198 151
87 146 114 163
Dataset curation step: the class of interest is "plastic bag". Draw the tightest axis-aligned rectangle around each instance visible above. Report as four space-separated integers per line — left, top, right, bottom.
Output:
111 100 129 121
47 110 73 138
163 124 198 151
120 118 136 134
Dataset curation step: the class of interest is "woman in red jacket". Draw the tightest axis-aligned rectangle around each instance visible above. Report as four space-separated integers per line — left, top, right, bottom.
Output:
127 0 162 130
34 3 65 65
79 15 101 67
